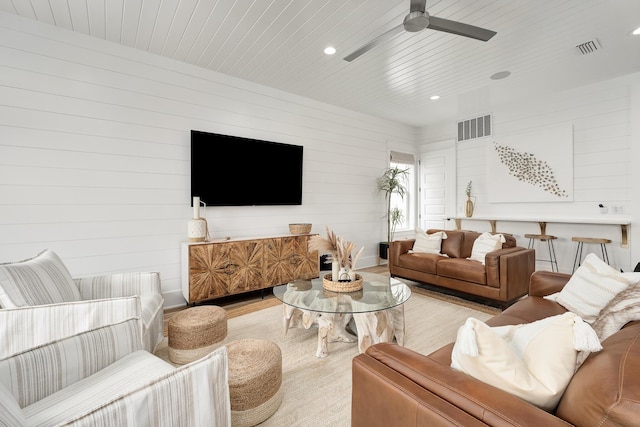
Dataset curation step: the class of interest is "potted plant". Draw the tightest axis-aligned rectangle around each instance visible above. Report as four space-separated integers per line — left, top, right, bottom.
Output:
377 166 409 259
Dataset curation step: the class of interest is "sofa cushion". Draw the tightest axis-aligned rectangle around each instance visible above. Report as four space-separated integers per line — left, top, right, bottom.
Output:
438 230 465 258
397 253 439 275
436 258 486 285
411 230 446 255
556 322 640 426
451 312 601 411
468 233 505 265
545 253 631 323
0 250 81 308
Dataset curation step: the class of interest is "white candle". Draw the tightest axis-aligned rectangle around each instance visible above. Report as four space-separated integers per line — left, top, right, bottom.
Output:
193 197 200 218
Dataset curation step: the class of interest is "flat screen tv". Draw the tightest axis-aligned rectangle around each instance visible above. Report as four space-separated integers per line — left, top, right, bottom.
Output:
190 130 303 206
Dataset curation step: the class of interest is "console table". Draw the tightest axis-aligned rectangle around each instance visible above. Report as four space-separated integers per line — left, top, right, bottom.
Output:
448 216 631 247
181 234 319 304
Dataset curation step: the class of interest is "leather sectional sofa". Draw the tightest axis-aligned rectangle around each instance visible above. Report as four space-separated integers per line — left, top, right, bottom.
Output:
351 271 640 426
389 229 535 308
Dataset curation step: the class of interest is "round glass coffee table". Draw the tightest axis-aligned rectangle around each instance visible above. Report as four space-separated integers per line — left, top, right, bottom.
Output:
273 272 411 358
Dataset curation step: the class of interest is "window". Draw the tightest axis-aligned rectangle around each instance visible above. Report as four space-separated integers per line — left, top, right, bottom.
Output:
389 151 416 233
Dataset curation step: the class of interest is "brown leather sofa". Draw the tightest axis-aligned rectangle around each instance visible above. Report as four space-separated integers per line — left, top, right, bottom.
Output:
352 271 640 426
389 229 535 307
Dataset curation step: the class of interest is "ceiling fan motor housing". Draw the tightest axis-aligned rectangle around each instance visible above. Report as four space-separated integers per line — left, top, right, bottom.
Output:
404 11 429 32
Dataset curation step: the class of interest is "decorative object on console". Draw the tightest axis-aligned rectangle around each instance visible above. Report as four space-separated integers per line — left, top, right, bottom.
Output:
464 180 474 217
308 226 364 287
187 196 208 242
289 223 312 234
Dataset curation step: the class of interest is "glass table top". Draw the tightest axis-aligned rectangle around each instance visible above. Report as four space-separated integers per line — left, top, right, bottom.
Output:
272 271 411 314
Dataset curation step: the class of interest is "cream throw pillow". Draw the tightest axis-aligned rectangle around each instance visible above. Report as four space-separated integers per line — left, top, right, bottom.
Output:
468 232 505 265
411 230 447 255
451 313 601 411
544 253 631 323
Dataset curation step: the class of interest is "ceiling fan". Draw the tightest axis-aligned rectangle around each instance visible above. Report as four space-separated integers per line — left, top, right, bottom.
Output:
343 0 497 62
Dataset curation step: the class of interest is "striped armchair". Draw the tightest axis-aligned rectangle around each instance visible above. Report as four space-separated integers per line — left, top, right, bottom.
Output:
0 312 231 426
0 249 164 353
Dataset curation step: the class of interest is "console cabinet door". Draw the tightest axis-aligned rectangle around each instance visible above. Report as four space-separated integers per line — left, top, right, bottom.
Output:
263 237 297 286
263 235 319 286
186 235 318 303
188 243 231 302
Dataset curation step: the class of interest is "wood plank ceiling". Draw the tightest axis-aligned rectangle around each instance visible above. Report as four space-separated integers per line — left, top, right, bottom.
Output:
2 0 639 127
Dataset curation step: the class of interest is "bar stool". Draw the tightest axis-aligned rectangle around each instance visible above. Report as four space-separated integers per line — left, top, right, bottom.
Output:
572 237 612 272
525 234 559 272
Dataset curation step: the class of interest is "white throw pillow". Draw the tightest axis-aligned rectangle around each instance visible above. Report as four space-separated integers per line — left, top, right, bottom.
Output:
0 249 81 308
451 313 601 411
411 230 447 255
468 232 505 265
544 253 631 323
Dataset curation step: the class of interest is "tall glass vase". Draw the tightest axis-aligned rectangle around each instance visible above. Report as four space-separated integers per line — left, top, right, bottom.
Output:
465 196 474 217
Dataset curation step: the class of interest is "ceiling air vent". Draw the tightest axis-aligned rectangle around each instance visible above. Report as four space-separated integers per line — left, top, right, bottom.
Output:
576 39 600 55
457 114 492 142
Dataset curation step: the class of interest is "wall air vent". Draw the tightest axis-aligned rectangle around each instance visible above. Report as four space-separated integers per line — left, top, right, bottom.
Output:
576 39 600 55
457 114 492 142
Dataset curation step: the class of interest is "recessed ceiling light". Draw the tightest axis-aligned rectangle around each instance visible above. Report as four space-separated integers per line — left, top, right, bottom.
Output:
490 71 511 80
324 46 336 55
632 26 640 36
430 95 440 100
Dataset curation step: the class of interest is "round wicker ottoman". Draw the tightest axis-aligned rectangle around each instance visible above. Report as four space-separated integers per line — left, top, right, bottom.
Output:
227 339 282 427
168 305 227 365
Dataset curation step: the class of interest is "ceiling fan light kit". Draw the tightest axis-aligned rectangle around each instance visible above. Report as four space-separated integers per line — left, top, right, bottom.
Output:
344 0 497 62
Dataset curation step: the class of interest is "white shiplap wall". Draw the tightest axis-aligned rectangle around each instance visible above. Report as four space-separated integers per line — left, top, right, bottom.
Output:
418 73 640 273
0 12 415 307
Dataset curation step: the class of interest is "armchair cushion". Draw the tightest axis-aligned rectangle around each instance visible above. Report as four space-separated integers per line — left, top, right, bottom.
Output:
0 381 25 426
0 249 81 308
0 313 231 427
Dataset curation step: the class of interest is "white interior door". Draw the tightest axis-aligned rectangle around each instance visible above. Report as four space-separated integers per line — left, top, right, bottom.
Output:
420 147 456 230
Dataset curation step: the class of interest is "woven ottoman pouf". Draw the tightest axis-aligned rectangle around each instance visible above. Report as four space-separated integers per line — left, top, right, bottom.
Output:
227 339 283 427
168 305 227 365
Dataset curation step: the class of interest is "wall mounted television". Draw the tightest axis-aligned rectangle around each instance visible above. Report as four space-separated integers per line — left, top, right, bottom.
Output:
190 130 303 206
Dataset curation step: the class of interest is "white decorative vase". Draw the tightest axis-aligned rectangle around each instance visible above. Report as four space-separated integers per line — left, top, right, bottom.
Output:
331 261 340 282
188 218 207 242
188 196 208 242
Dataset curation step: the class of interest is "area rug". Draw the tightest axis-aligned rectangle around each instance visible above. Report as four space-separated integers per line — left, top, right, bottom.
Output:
155 284 497 426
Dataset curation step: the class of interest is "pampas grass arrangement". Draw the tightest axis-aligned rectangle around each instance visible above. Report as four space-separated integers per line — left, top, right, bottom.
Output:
308 226 364 272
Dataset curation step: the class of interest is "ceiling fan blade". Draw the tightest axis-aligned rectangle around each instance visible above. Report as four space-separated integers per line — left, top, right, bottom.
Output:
409 0 426 13
343 24 405 62
427 16 496 41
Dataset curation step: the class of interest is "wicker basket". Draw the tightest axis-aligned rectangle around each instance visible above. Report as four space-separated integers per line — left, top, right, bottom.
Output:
322 273 363 292
289 223 312 234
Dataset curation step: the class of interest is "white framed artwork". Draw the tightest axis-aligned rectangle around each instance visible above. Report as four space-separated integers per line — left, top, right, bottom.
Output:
488 125 573 203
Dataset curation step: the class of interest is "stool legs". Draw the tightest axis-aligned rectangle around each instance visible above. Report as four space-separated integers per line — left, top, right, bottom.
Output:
573 242 610 272
547 239 558 272
572 242 583 273
528 237 558 272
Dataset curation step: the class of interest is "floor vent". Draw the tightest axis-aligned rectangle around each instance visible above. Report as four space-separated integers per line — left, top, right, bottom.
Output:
576 39 600 55
457 114 492 142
